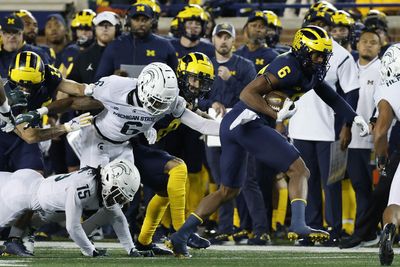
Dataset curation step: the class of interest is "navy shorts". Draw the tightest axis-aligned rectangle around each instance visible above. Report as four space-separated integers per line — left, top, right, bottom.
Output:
219 107 299 188
133 143 175 193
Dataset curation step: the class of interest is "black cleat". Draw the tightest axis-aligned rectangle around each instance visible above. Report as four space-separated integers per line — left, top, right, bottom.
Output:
247 233 271 246
339 235 363 249
187 233 210 249
379 223 396 266
136 242 173 256
2 238 33 257
288 226 330 242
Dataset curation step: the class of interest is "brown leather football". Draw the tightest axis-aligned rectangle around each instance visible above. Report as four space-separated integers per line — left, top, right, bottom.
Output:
263 91 288 112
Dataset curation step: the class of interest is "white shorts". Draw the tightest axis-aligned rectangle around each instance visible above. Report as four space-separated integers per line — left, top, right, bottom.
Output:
0 169 43 227
79 125 134 168
388 163 400 206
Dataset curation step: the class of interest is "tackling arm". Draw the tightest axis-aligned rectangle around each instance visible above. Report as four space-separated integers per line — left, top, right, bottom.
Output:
181 108 220 136
57 78 93 97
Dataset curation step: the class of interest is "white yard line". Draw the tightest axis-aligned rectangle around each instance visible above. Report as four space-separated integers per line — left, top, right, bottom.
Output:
34 241 384 253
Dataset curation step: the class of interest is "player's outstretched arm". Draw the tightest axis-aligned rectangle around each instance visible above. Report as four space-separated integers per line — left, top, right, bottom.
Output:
181 108 220 136
57 78 95 97
14 113 93 143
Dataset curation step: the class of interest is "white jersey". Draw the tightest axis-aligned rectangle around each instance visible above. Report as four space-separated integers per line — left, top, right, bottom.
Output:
288 40 360 141
92 75 186 143
37 167 135 255
349 57 381 149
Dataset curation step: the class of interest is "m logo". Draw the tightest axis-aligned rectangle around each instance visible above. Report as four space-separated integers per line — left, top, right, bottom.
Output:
367 80 374 85
146 50 156 56
136 5 145 12
7 18 15 25
255 11 264 17
255 58 264 65
230 70 236 76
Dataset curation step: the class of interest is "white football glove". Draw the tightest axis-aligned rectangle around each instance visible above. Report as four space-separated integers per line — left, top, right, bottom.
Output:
144 127 157 145
0 111 15 133
64 112 93 133
276 98 297 122
353 115 369 137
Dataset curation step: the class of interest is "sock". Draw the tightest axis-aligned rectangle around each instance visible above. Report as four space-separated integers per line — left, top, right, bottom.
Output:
275 188 288 227
161 206 172 230
186 171 205 214
175 213 203 242
138 195 169 246
341 179 356 235
167 163 187 231
290 199 307 229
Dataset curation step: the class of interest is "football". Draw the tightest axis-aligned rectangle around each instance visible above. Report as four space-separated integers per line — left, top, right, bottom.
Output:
263 90 288 112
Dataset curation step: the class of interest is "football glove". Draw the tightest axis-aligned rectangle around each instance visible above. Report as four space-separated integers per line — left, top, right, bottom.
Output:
276 98 297 122
92 248 108 257
353 115 369 137
64 113 93 133
7 89 28 108
144 127 157 145
15 110 41 129
0 111 15 132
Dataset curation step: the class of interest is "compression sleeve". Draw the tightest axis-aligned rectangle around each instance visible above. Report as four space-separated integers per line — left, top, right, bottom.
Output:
180 108 220 136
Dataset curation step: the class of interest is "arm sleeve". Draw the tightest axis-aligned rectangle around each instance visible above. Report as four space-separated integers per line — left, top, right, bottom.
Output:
82 206 135 254
314 81 357 122
344 89 359 121
65 187 95 256
180 108 220 136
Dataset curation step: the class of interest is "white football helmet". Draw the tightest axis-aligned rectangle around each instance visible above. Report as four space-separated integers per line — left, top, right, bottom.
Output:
137 62 179 116
100 159 141 208
380 43 400 84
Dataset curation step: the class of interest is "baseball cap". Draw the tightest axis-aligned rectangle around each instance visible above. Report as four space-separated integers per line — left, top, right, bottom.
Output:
212 23 236 38
93 11 120 26
128 4 154 18
0 15 24 32
46 13 67 27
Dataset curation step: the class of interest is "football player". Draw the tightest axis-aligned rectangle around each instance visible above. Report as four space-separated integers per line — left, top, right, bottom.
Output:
375 44 400 266
166 25 369 257
0 159 152 257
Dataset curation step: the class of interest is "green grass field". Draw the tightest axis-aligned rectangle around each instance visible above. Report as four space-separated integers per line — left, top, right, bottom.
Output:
0 242 391 267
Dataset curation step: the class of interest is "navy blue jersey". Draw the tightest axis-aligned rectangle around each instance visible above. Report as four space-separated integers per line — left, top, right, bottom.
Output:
95 33 178 80
199 54 257 110
170 39 215 60
59 43 80 77
0 44 52 78
235 45 279 73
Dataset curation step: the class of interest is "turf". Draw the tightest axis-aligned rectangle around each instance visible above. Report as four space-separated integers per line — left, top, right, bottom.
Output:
0 246 387 267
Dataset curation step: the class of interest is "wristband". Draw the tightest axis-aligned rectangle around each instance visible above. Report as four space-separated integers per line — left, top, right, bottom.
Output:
37 107 49 117
0 99 11 113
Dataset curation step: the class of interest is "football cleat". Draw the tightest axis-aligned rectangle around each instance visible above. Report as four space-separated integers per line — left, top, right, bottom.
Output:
2 237 33 257
379 223 396 266
287 226 330 242
136 241 173 256
187 233 210 249
247 233 272 246
209 233 232 245
165 233 191 258
232 229 249 244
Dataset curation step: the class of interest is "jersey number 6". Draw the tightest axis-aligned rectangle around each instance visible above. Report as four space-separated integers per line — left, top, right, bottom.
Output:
277 66 291 78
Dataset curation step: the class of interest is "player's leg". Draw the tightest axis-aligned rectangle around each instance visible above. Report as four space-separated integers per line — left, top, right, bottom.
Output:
1 170 43 257
166 116 248 257
236 122 329 242
379 165 400 266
